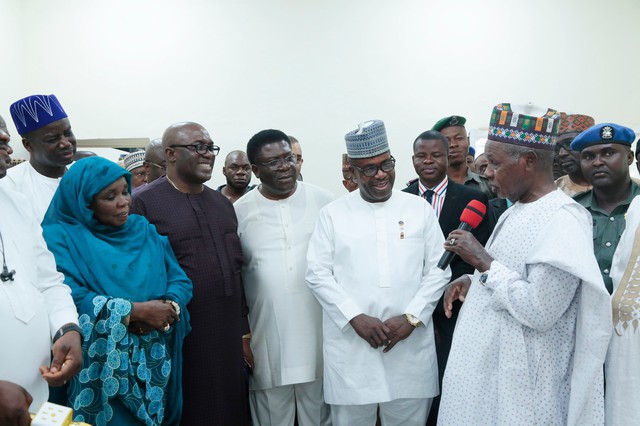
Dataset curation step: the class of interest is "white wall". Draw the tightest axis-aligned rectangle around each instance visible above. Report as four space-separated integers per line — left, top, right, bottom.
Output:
2 0 640 195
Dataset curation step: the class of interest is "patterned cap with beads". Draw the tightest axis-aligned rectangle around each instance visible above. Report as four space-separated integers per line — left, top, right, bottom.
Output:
487 103 561 150
344 120 390 159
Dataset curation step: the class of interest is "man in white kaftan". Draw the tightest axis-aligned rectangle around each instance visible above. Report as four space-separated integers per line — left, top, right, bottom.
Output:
439 103 611 426
606 195 640 425
236 129 333 425
1 94 76 223
306 120 450 425
2 161 63 221
0 115 81 420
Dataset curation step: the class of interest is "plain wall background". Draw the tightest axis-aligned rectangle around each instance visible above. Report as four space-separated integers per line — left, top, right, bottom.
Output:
2 0 639 195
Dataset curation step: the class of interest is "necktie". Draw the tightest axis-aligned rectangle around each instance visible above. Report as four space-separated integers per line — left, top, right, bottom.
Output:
423 189 434 204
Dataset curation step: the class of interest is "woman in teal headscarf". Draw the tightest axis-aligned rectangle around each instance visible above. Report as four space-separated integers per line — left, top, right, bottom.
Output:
42 157 192 426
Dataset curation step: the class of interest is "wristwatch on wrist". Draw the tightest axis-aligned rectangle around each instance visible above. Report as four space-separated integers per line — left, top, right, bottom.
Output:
404 313 423 328
53 323 83 343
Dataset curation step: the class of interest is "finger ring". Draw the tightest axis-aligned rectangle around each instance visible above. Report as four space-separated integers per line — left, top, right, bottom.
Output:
139 328 143 333
449 238 456 246
163 324 171 332
387 340 391 345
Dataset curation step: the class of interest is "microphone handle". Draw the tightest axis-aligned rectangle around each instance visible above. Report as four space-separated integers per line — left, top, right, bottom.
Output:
437 221 473 270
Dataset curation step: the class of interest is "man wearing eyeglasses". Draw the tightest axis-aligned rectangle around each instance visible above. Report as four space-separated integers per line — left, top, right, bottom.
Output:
217 150 255 203
131 122 251 425
306 120 450 425
1 94 77 223
234 129 333 425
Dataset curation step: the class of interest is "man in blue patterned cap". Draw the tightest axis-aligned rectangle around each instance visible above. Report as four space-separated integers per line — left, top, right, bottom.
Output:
1 94 76 222
432 115 492 198
439 103 610 425
306 120 450 425
572 123 640 294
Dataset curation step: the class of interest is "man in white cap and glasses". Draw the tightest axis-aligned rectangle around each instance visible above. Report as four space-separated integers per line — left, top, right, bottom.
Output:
306 120 450 425
1 94 76 222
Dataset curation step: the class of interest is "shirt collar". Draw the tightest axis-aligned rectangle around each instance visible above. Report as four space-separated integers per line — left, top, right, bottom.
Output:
418 176 449 197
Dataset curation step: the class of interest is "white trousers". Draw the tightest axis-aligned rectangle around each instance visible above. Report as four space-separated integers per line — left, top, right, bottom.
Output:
250 379 331 426
330 398 432 426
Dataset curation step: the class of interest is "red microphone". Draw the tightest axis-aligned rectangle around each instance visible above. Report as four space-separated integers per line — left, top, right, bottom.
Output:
437 199 487 270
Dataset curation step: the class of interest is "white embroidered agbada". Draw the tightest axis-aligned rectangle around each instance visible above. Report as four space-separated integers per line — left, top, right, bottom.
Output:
606 195 640 426
306 189 450 405
0 186 78 410
439 189 611 425
234 182 334 390
1 161 62 223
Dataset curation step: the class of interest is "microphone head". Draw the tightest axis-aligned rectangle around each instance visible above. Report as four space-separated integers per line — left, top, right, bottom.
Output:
459 199 487 229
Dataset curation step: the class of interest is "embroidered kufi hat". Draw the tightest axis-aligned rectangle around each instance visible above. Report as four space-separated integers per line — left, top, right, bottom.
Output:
344 120 389 159
487 103 560 150
432 115 466 132
558 113 596 136
10 94 68 136
570 123 636 152
123 150 146 172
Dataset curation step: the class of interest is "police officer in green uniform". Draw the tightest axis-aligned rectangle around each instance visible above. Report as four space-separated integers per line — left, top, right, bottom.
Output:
572 122 640 293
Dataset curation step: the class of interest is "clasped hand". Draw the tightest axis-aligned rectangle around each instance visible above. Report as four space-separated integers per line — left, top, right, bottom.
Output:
350 313 415 353
129 300 180 334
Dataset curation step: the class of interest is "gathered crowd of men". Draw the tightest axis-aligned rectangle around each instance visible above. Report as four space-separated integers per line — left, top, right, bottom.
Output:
0 93 638 426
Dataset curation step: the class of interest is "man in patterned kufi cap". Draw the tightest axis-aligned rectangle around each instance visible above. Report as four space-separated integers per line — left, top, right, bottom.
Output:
554 113 596 196
306 120 450 425
1 94 76 222
439 103 611 425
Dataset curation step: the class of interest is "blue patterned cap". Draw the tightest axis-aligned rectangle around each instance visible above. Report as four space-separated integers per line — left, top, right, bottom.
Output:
570 123 636 152
344 120 389 159
10 94 68 136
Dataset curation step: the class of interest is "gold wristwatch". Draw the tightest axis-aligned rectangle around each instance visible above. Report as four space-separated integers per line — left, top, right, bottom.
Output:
404 313 423 328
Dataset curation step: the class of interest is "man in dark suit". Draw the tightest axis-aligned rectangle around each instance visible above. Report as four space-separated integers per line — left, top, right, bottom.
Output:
403 130 492 425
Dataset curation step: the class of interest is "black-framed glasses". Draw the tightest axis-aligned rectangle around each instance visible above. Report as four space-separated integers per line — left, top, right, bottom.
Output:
170 143 220 156
352 156 396 177
145 161 166 171
256 154 297 170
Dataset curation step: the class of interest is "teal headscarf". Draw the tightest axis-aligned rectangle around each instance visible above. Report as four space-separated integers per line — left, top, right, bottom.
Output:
42 157 192 426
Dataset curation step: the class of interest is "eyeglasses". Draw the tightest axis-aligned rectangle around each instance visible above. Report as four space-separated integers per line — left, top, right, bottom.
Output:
145 161 166 171
256 154 297 170
170 143 220 156
351 157 396 177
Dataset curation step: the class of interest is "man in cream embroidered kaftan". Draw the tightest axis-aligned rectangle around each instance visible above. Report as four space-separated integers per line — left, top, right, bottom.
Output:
439 190 611 425
607 195 640 426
